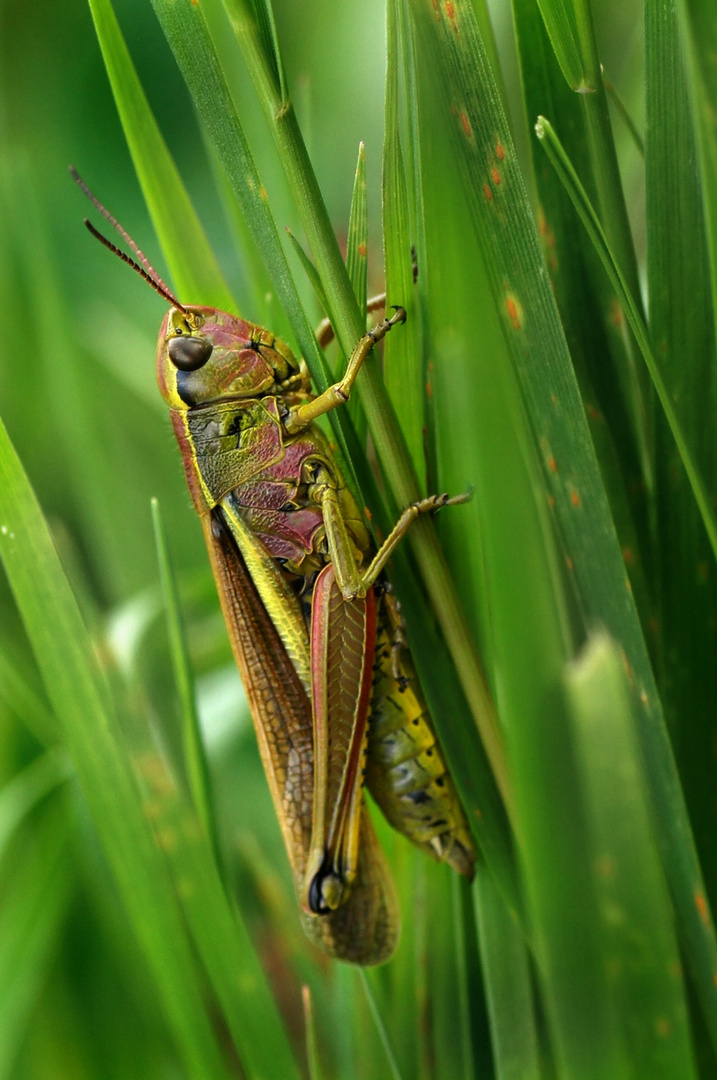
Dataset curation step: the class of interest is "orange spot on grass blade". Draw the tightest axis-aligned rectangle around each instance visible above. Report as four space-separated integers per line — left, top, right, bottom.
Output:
695 892 711 926
548 456 557 473
570 489 581 507
505 295 522 329
483 183 493 200
357 243 367 258
491 168 501 185
461 112 472 138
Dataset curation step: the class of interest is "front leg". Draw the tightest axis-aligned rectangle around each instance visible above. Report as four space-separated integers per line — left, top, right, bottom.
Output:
284 306 406 435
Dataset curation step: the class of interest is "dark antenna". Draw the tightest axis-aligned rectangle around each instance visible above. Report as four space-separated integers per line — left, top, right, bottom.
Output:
70 166 186 313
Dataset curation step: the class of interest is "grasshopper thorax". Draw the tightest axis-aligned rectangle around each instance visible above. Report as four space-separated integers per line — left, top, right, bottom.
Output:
157 305 301 411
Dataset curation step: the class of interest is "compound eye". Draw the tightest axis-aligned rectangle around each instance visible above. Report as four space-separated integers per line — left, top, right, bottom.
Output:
168 334 213 371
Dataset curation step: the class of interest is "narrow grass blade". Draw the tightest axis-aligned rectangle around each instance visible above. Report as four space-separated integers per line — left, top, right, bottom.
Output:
678 0 717 328
358 970 405 1080
346 142 368 312
151 498 214 844
473 867 541 1080
285 228 329 315
0 750 72 866
302 985 323 1080
603 71 644 156
0 806 72 1080
384 0 425 487
534 0 599 91
535 114 717 563
345 142 369 437
451 876 475 1080
86 0 235 309
410 2 717 1041
0 417 233 1080
0 644 57 747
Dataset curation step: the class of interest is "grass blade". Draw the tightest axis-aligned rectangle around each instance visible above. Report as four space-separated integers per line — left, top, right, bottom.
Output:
346 142 368 312
383 1 424 483
473 868 541 1080
0 806 72 1080
86 0 235 309
151 498 215 844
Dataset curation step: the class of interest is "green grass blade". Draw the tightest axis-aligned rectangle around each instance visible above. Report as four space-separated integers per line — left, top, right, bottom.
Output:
451 876 476 1080
603 71 645 156
345 141 369 437
346 143 368 312
0 806 72 1080
535 0 599 90
564 633 697 1078
0 417 233 1080
285 228 329 315
0 751 72 865
535 114 717 562
151 498 214 844
0 645 57 747
678 0 717 329
383 0 425 487
473 868 541 1080
358 970 405 1080
302 985 323 1080
86 0 235 309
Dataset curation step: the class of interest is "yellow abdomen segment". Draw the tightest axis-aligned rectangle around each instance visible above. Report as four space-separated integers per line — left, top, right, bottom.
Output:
365 627 476 878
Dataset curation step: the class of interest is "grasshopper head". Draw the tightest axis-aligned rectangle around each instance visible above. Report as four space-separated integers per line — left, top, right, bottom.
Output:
157 306 300 410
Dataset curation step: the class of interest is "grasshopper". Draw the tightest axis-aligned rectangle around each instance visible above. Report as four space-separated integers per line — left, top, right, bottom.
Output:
74 171 475 965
